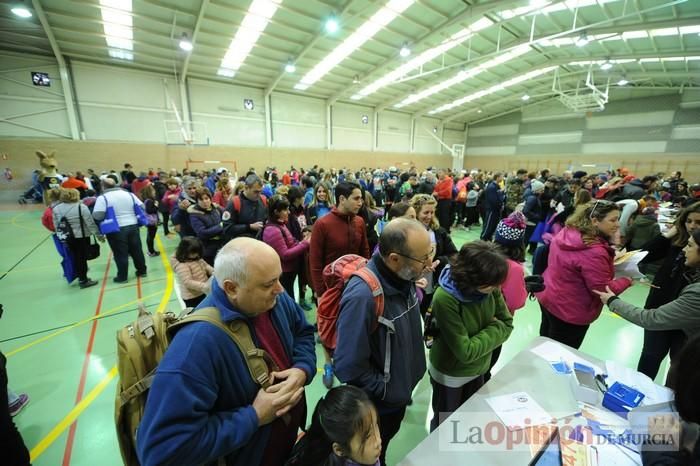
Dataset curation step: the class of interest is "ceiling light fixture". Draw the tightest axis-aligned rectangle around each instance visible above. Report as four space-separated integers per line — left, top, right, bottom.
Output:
325 16 339 33
600 60 613 70
284 59 296 73
179 33 193 51
295 0 415 91
521 94 531 101
99 0 134 61
351 15 493 100
217 0 282 78
575 31 589 47
617 77 629 86
399 42 411 57
476 108 483 113
11 2 32 18
353 75 360 84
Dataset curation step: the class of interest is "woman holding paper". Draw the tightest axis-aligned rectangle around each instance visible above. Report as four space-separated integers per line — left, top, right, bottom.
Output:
535 200 633 349
634 201 700 381
594 229 700 343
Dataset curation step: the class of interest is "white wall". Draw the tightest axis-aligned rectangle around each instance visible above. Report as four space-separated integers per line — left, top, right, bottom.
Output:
0 52 459 155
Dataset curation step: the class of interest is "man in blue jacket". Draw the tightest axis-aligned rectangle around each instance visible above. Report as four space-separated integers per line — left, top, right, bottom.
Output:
334 218 430 466
480 172 505 241
136 238 316 466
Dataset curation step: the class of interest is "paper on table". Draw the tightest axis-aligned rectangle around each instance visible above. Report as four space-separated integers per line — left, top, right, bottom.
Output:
614 250 649 279
530 340 604 374
485 392 553 431
593 444 642 466
605 360 674 406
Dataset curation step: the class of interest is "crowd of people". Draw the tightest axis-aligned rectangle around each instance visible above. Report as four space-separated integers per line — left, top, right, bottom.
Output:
6 160 700 466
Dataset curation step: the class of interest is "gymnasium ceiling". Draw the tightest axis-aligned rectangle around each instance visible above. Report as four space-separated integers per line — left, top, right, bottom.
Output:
1 0 699 126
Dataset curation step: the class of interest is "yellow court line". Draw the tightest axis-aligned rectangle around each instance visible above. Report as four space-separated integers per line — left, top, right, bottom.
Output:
10 212 46 232
29 235 174 462
6 291 163 358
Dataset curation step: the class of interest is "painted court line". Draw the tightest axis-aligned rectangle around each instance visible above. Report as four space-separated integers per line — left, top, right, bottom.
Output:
61 254 112 466
30 235 174 463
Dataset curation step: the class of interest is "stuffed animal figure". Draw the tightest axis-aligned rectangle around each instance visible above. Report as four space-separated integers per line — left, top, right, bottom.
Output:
36 150 62 204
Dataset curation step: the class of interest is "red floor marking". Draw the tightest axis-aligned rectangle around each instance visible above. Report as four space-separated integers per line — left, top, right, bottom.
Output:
61 253 112 466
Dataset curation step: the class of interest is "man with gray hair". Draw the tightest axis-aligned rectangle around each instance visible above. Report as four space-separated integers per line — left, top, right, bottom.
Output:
222 174 268 241
137 238 316 466
334 218 430 465
92 177 147 283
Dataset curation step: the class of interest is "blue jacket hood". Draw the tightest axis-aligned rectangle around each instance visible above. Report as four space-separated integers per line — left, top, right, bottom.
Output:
438 265 488 303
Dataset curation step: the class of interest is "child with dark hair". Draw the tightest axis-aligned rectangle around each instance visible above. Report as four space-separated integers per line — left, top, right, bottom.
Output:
171 237 213 308
287 385 381 466
427 241 514 431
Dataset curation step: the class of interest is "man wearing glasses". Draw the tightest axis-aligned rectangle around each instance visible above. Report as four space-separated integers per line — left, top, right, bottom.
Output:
334 218 430 466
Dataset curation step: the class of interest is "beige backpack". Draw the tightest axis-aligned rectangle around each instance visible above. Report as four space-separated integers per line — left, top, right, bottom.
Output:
115 304 277 466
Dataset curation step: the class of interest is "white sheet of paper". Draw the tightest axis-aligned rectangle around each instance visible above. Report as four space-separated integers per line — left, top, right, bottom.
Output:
485 392 553 431
593 444 642 466
530 340 604 374
605 360 674 406
614 250 649 279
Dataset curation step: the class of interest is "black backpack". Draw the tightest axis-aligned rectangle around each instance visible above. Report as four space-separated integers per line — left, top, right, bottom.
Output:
55 204 76 243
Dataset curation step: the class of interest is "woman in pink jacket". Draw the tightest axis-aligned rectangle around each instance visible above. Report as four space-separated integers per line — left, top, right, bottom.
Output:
262 195 310 300
536 200 633 349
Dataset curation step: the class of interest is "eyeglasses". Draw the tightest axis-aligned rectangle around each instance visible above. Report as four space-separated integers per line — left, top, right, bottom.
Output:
393 251 433 266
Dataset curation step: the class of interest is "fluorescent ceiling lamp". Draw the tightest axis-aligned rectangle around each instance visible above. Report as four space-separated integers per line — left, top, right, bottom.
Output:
428 66 556 114
296 0 415 91
600 61 612 70
575 32 589 47
521 94 530 101
325 16 339 33
11 6 32 18
285 60 296 73
217 0 282 79
617 78 629 86
179 33 193 51
399 43 411 57
394 44 530 108
100 0 133 59
351 16 493 100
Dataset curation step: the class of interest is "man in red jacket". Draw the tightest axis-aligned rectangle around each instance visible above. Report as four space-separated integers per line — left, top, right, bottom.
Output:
433 169 454 232
309 181 369 388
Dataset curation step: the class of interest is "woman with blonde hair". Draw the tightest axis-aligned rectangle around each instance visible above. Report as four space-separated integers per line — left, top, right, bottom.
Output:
410 194 458 316
535 200 633 348
211 177 232 207
52 188 103 288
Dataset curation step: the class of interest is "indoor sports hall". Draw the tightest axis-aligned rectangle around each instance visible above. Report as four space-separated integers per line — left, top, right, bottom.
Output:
1 1 699 466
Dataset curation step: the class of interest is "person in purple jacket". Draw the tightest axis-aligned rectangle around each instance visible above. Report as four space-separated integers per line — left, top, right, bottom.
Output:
262 195 311 300
136 238 316 466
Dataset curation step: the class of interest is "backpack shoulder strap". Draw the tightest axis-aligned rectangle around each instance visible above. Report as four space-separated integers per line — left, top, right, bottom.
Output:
177 307 275 388
260 194 267 207
232 195 241 214
351 267 385 327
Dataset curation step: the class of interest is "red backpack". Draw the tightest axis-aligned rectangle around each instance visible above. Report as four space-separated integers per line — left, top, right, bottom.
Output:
316 254 384 351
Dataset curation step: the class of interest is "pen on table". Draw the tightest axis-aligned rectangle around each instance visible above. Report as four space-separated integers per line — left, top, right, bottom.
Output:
637 281 660 289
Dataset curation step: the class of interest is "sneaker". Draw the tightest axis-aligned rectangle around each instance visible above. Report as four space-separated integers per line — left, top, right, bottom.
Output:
9 393 30 417
322 363 335 389
113 276 128 283
79 278 98 289
136 271 147 278
147 251 160 257
298 299 312 311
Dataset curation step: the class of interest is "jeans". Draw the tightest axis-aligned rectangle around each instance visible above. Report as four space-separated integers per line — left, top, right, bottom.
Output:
67 236 91 281
539 304 590 349
146 225 157 254
161 210 170 235
106 224 147 281
0 352 30 466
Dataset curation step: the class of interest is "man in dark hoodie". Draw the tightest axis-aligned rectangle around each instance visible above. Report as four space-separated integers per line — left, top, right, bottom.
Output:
222 174 268 241
622 175 658 200
334 218 429 466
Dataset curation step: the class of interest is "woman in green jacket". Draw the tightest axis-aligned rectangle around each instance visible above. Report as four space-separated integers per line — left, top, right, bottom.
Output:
428 241 514 432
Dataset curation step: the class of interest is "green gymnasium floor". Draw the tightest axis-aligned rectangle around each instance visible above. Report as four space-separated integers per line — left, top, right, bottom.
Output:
0 205 667 466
